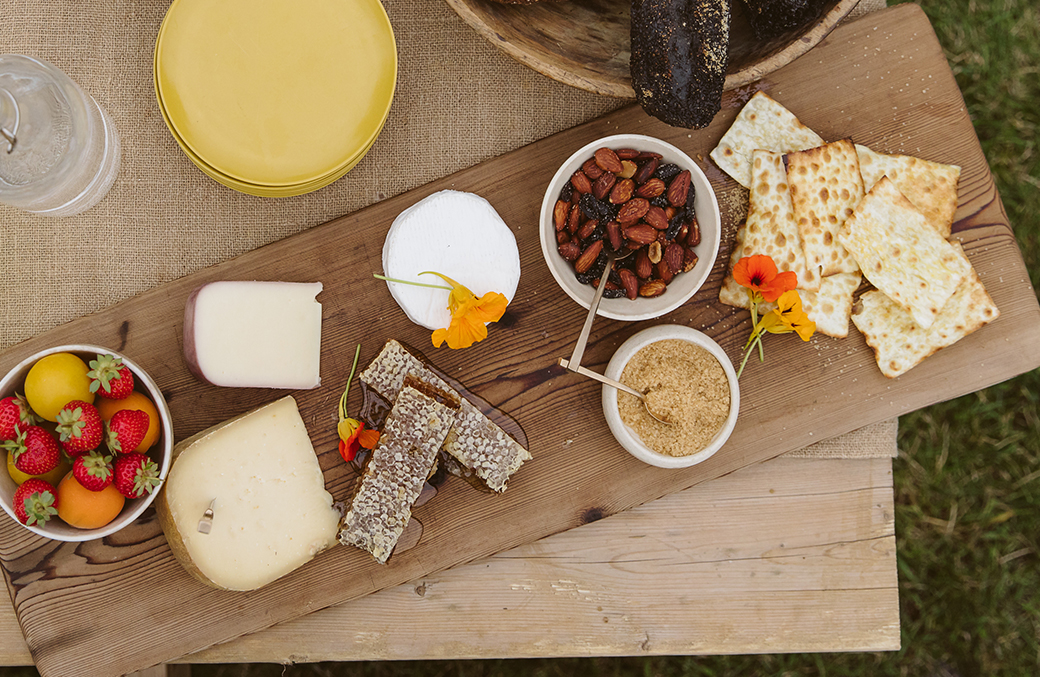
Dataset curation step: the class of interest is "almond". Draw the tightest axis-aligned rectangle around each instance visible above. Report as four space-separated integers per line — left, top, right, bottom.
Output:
592 171 617 200
636 178 666 199
571 170 592 194
675 222 689 245
558 241 580 261
609 178 635 205
647 241 662 264
567 203 581 233
606 221 622 252
582 158 605 180
683 247 699 272
656 259 674 283
639 280 667 297
594 148 623 174
616 197 650 225
618 268 639 300
665 243 684 275
644 206 669 230
618 160 637 179
667 170 691 207
576 218 598 241
687 217 701 247
634 151 663 162
574 240 604 273
634 157 659 184
634 249 653 278
623 222 657 245
556 229 570 245
616 148 641 160
553 199 569 231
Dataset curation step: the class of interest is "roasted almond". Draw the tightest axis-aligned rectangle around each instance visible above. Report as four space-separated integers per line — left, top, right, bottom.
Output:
687 217 701 247
636 177 666 199
567 203 581 233
618 160 638 179
553 199 569 231
675 222 689 245
665 242 684 275
616 197 650 225
609 178 635 205
683 247 699 272
644 205 669 230
582 158 605 180
556 229 570 245
571 170 592 194
622 223 657 245
634 157 659 184
667 170 691 207
648 240 662 264
606 220 622 252
639 280 667 297
574 240 604 273
618 268 639 300
594 148 623 174
558 240 580 261
592 171 617 200
634 151 663 162
655 259 674 283
635 249 653 278
616 148 641 160
576 218 598 241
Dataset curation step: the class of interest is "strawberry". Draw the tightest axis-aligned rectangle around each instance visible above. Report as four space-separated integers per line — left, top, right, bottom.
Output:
87 353 135 400
2 425 62 476
55 400 103 455
113 453 161 499
0 394 39 441
12 478 58 526
105 409 150 455
73 450 114 491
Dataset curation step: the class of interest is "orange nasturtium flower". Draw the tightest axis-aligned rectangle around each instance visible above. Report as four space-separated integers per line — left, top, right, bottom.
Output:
373 271 509 350
337 345 380 463
732 255 815 379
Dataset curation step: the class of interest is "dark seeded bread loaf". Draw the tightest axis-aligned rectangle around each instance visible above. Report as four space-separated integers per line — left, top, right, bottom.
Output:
631 0 732 129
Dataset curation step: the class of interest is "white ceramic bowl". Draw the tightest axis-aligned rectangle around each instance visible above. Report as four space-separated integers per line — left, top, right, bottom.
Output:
0 345 173 541
540 133 721 322
602 325 740 469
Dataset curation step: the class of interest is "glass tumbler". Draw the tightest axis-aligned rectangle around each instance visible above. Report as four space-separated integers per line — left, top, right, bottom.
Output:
0 54 121 217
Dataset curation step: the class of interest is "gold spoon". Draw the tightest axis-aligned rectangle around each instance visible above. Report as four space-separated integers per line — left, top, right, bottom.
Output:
560 250 671 424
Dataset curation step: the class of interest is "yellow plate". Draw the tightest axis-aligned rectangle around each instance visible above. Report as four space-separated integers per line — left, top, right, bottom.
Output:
155 0 396 188
155 57 382 197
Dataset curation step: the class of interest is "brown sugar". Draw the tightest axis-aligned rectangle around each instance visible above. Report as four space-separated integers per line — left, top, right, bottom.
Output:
618 339 730 457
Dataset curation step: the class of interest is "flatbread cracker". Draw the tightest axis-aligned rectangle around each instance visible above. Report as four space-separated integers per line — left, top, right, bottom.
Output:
719 221 751 309
856 144 960 238
800 273 861 338
744 150 819 291
710 91 824 189
787 139 864 278
839 177 970 330
851 248 998 378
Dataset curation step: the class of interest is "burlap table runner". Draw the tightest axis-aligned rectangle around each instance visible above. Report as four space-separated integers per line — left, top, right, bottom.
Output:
0 0 894 458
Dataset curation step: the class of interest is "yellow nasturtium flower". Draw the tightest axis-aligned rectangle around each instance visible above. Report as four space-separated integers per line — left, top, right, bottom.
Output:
757 290 816 342
422 272 508 350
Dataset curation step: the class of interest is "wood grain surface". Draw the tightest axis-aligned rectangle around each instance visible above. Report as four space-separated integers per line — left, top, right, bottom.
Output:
0 457 898 665
0 6 1034 676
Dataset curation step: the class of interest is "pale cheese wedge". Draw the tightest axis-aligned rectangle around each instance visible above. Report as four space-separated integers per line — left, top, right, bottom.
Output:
856 144 961 238
744 150 819 291
787 139 864 278
710 91 824 189
851 249 998 378
156 396 341 591
839 177 970 330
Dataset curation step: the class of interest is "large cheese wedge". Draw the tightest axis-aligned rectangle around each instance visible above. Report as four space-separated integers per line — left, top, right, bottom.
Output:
381 190 520 331
184 281 323 389
156 396 341 591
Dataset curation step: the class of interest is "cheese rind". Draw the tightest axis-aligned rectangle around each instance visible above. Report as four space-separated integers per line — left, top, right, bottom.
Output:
156 396 340 591
184 281 323 389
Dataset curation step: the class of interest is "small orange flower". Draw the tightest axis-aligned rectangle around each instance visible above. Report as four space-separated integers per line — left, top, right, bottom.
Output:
423 272 508 350
336 345 380 464
733 255 798 302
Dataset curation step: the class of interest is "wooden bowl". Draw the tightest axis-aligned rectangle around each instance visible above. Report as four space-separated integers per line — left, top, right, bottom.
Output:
445 0 863 98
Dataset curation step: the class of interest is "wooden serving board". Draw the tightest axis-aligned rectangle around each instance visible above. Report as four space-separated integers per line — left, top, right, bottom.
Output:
0 6 1035 675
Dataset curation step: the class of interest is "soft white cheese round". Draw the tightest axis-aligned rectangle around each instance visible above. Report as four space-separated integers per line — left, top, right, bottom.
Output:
382 190 521 331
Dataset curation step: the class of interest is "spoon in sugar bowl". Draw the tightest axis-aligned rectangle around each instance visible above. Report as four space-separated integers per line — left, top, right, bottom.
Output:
559 250 672 425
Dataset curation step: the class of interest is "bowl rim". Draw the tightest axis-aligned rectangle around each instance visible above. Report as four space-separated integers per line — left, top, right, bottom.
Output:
539 133 721 322
0 344 173 542
602 325 740 469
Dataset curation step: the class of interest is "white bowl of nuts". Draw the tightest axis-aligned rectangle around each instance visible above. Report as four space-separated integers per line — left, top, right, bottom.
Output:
539 134 721 321
601 325 739 469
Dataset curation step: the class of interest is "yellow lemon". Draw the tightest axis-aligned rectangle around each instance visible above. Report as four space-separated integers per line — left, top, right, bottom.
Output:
24 353 95 421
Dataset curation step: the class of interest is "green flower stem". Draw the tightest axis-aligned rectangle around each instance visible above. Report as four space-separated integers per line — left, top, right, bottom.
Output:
339 344 362 422
736 332 766 380
373 274 451 291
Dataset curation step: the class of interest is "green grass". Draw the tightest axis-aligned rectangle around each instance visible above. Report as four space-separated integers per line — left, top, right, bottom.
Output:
4 1 1038 676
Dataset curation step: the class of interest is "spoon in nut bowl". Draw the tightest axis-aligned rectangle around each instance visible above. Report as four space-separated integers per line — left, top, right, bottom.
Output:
559 250 672 425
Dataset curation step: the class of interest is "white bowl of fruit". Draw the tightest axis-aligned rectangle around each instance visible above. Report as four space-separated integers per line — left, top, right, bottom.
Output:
0 345 172 541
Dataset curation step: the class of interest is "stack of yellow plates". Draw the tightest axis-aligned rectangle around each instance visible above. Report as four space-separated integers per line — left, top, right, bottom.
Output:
154 0 397 197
